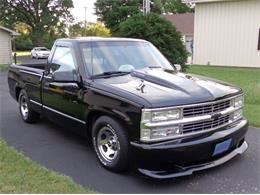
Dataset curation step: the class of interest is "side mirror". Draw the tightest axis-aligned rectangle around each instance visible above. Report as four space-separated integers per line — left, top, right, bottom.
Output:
52 70 78 82
174 64 182 72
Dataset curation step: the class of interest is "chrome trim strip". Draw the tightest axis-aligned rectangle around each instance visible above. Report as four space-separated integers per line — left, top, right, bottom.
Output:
29 99 42 106
141 117 242 143
145 106 242 128
19 70 42 77
43 75 52 79
141 117 243 143
142 94 243 112
42 105 86 125
30 99 86 125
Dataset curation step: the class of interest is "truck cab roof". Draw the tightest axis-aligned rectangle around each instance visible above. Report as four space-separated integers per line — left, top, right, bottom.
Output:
56 37 148 43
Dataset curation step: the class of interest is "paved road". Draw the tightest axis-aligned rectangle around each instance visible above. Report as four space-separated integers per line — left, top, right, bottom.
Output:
0 71 260 193
17 56 47 64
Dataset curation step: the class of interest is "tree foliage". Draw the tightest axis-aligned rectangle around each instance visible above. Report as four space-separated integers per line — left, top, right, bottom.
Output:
13 23 33 50
95 0 141 33
159 0 194 13
85 23 111 37
117 13 188 68
0 0 74 46
69 22 85 37
69 22 111 37
95 0 193 32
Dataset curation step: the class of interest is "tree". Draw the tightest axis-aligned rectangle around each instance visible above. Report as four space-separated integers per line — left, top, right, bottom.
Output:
69 22 85 37
95 0 141 33
117 13 188 68
13 23 33 50
0 0 74 46
69 22 111 37
95 0 193 32
85 23 111 37
160 0 194 13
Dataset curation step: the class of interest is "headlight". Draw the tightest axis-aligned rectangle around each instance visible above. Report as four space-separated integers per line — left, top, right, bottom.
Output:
141 109 181 123
232 95 244 108
140 109 182 142
140 126 182 142
232 109 243 120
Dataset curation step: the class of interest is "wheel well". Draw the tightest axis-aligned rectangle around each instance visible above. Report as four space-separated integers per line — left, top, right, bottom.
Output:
86 111 103 137
15 87 22 100
86 111 127 137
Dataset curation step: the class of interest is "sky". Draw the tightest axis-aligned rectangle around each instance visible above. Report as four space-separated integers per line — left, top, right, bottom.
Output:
71 0 97 23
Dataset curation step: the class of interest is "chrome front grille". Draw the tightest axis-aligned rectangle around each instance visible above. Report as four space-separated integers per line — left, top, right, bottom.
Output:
141 94 243 143
183 115 230 134
183 100 231 117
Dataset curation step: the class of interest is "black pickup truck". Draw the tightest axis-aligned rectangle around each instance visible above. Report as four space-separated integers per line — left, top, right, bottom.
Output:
8 37 248 179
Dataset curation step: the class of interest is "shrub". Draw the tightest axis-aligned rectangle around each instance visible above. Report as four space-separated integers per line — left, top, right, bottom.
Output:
116 13 188 70
15 33 33 50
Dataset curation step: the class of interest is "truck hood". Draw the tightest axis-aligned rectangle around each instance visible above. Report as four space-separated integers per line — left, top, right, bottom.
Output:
94 69 241 108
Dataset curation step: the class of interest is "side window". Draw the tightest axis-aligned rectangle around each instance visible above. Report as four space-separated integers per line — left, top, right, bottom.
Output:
51 46 76 73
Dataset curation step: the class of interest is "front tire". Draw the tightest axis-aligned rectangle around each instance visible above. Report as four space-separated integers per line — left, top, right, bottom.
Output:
92 116 129 172
18 89 40 123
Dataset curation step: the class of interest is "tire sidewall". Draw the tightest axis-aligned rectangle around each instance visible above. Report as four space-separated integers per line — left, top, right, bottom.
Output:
92 116 129 171
19 90 29 121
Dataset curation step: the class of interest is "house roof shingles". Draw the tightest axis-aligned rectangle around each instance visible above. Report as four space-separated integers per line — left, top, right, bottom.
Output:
163 13 194 35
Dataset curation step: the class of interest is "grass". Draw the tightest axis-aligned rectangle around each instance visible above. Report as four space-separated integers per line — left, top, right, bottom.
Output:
15 51 31 57
0 64 9 71
187 65 260 127
0 139 96 193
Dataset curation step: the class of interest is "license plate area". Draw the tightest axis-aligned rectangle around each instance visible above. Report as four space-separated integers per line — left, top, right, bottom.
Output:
213 139 232 156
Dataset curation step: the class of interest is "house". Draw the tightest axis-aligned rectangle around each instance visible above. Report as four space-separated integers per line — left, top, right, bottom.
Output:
163 13 194 54
0 26 19 65
193 0 260 67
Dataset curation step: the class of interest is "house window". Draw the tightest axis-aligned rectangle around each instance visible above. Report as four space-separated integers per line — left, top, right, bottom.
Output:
258 29 260 50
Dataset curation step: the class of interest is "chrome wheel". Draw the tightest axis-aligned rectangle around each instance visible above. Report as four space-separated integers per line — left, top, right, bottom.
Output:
20 96 28 120
97 125 120 162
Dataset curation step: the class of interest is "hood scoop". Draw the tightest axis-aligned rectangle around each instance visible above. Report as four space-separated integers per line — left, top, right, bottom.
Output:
131 70 189 94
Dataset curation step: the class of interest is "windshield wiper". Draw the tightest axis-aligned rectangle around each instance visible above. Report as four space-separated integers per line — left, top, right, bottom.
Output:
147 66 162 69
91 71 131 78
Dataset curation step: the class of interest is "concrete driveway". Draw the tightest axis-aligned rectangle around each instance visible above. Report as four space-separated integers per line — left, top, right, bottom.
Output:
0 70 259 193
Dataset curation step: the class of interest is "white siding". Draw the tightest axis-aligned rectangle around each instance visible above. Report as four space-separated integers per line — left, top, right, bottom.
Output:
194 0 260 67
0 29 12 65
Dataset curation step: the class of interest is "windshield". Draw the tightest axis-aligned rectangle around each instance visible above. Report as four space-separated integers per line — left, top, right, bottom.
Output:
80 41 174 76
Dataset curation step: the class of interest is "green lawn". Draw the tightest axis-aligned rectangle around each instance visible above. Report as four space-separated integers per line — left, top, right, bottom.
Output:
187 65 260 127
0 139 96 193
16 51 31 57
0 64 9 71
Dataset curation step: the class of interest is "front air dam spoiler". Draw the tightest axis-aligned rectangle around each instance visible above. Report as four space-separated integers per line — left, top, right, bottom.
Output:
139 141 248 179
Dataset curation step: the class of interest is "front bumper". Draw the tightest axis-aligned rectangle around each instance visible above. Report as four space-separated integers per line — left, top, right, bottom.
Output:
130 118 248 179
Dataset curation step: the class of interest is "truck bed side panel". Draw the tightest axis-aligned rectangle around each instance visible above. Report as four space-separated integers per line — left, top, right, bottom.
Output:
8 64 46 113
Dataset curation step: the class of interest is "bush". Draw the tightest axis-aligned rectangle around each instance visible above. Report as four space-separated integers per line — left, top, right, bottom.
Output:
15 34 33 50
116 13 188 70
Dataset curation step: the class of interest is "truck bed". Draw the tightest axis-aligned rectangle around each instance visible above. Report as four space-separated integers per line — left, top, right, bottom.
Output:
8 63 47 102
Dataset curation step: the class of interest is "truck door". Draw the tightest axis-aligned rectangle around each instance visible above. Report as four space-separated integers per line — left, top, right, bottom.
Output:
42 43 86 130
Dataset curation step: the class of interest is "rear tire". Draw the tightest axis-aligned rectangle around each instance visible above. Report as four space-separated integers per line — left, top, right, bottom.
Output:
92 116 129 172
18 89 40 123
